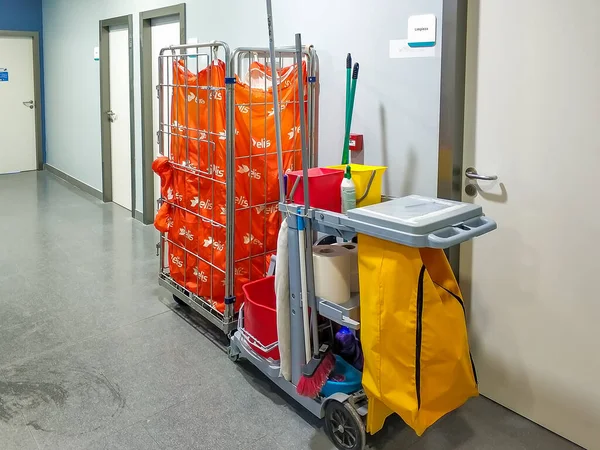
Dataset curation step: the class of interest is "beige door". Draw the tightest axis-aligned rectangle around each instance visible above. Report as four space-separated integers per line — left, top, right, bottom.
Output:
0 36 37 174
108 25 132 210
461 1 600 449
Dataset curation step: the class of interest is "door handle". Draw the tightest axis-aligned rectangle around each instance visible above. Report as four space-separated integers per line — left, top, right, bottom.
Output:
23 100 34 110
465 167 497 181
106 110 117 123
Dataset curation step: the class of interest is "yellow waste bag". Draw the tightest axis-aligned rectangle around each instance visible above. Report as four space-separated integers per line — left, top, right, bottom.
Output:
358 234 478 436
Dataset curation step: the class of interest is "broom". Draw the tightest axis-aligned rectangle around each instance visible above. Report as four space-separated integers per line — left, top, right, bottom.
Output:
341 53 352 165
295 211 335 398
292 33 335 398
296 344 336 398
341 61 360 165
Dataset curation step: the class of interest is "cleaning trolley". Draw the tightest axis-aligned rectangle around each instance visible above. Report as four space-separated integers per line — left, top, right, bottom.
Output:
153 40 319 333
229 27 498 450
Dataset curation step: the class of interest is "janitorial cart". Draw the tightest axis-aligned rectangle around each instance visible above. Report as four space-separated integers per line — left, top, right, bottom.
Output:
229 30 497 450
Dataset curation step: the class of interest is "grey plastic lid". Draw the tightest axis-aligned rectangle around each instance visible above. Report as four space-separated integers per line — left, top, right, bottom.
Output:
347 195 483 235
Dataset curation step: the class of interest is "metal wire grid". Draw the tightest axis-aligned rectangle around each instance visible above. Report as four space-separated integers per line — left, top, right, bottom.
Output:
157 42 233 329
232 45 319 169
156 42 319 332
230 46 318 291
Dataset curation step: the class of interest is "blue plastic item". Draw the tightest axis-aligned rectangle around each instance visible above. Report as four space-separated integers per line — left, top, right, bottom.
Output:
321 355 363 398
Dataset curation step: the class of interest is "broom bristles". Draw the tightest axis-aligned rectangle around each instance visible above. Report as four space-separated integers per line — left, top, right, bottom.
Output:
296 352 336 398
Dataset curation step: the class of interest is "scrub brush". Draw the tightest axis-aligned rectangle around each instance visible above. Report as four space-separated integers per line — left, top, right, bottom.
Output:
296 343 336 398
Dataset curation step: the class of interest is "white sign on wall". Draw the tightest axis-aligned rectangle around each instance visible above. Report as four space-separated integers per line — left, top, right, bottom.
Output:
408 14 437 48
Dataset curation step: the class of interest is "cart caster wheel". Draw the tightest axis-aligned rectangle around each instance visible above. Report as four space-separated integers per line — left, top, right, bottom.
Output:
172 294 187 306
324 400 366 450
227 346 240 363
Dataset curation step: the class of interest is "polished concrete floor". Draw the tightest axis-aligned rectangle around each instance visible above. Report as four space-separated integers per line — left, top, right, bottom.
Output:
0 171 582 450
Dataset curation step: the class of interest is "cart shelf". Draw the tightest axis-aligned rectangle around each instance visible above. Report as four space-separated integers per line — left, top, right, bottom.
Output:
318 294 360 330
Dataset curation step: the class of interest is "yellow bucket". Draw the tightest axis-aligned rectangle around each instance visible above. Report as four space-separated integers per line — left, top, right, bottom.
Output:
328 164 387 207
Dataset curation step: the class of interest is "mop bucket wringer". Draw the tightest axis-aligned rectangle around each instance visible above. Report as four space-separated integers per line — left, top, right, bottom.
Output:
328 164 387 207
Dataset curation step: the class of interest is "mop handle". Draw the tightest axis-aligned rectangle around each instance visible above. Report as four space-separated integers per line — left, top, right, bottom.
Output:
296 34 320 359
342 62 360 165
346 53 352 117
342 53 352 165
297 213 312 363
348 63 360 128
266 0 286 203
295 34 310 210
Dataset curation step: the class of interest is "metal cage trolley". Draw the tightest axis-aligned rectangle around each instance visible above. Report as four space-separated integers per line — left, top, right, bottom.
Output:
156 41 319 334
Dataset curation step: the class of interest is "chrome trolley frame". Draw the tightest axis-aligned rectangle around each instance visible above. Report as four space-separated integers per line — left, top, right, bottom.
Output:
156 41 319 334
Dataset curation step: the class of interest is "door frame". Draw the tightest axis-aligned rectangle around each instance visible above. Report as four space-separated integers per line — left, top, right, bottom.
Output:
139 4 186 224
99 15 135 215
437 0 469 276
0 30 43 171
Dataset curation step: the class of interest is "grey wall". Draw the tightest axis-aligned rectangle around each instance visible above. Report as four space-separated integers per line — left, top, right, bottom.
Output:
42 0 443 215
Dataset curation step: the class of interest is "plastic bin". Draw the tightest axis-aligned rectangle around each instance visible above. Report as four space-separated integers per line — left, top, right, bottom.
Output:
328 164 387 207
321 355 363 397
287 168 344 213
242 276 280 361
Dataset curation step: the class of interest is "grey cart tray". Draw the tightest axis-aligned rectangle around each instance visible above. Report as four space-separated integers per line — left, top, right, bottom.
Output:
318 294 360 330
348 195 482 234
281 195 497 249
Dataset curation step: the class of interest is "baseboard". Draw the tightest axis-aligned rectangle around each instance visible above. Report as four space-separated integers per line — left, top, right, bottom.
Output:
44 164 103 201
134 210 144 222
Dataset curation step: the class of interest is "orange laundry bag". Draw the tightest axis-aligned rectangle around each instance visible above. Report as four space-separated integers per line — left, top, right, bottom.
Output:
152 157 185 285
152 157 173 233
157 58 308 310
233 61 307 203
164 208 187 286
232 61 308 265
170 60 228 170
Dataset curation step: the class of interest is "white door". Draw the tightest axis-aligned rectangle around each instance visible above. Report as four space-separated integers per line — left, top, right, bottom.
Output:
151 17 180 214
0 36 37 174
108 26 132 210
461 1 600 449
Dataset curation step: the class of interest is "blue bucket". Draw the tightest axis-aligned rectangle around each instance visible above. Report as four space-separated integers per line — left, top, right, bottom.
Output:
321 355 363 398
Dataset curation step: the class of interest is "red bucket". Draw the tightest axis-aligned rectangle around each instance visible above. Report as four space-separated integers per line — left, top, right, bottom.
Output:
242 276 280 361
287 168 344 213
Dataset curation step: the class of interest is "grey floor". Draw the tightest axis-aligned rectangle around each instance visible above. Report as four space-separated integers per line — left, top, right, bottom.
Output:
0 171 582 450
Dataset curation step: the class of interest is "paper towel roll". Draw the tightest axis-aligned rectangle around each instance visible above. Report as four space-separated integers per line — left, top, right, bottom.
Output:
313 245 352 304
334 243 359 293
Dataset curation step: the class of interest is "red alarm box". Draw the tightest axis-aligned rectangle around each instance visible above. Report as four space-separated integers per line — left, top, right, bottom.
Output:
349 133 364 152
349 133 364 164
